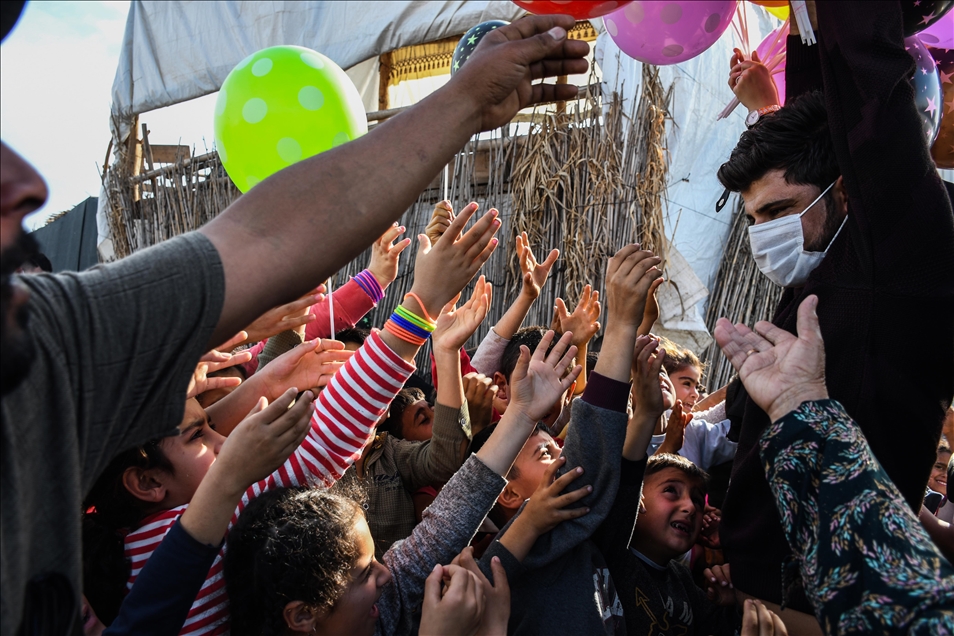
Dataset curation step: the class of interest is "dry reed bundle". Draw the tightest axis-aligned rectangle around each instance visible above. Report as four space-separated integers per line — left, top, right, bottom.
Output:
700 199 783 391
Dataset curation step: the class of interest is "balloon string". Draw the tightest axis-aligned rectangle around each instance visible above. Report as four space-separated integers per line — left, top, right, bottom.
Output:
327 276 335 340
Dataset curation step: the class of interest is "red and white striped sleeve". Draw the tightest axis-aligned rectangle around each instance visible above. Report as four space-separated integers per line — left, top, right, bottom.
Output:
124 506 187 588
234 330 414 517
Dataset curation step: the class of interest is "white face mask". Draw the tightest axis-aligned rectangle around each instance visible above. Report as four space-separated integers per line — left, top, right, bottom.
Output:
747 181 845 287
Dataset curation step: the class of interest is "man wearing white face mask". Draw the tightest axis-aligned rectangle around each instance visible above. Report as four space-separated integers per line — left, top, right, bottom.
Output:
712 0 954 624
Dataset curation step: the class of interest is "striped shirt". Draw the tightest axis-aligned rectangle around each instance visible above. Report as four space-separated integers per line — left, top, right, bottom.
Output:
124 331 415 635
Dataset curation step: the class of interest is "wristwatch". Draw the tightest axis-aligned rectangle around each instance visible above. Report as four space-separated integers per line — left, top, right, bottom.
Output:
746 104 781 127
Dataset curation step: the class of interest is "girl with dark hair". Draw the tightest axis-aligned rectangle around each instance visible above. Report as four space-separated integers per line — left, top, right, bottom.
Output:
224 331 583 636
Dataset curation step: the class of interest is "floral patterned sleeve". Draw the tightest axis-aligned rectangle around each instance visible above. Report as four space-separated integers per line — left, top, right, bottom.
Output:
759 399 954 635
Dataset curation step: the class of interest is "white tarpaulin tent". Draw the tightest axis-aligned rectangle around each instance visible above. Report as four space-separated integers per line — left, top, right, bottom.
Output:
103 0 786 347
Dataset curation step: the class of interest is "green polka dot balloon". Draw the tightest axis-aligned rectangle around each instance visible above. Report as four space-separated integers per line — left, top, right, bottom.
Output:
214 45 367 193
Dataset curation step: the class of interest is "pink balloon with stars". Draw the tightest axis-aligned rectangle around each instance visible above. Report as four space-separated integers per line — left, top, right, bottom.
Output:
906 35 944 145
604 0 737 66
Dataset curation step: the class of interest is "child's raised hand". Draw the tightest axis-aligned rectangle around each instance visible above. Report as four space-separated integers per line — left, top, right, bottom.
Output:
507 331 581 424
740 599 788 636
553 284 601 347
214 387 315 492
605 244 663 330
425 200 456 246
657 400 691 455
240 289 324 345
257 338 353 400
703 563 735 606
187 332 253 399
637 277 663 337
523 456 591 535
455 547 511 636
407 202 500 321
463 372 498 436
699 505 722 549
516 231 559 300
420 563 484 636
630 335 667 420
431 276 493 355
368 223 412 288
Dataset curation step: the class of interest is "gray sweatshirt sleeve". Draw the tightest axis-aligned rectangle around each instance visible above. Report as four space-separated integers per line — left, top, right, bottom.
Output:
470 328 510 376
393 403 470 491
480 372 631 573
378 455 506 636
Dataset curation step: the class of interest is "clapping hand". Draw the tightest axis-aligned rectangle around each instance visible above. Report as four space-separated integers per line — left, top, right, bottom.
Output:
187 331 252 399
507 330 581 424
714 295 828 423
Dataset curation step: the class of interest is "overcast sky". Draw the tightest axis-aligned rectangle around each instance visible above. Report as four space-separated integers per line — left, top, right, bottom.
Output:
1 1 216 230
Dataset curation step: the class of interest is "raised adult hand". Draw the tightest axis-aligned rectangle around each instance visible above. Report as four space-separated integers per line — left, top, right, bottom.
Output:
408 203 499 319
368 223 412 288
714 295 828 423
432 276 493 354
516 231 559 300
729 49 779 112
507 330 581 423
451 15 590 132
257 338 353 401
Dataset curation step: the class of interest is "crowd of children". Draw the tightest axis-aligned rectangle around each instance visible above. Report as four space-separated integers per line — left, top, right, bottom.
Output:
69 194 953 636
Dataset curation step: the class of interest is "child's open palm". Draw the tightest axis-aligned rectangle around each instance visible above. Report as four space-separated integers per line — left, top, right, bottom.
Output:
431 276 493 354
507 330 581 423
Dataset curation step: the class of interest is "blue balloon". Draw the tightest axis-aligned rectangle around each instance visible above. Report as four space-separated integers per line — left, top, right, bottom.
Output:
451 21 510 76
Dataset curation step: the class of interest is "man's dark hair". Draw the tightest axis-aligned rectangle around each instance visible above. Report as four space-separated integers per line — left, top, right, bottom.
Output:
717 91 840 195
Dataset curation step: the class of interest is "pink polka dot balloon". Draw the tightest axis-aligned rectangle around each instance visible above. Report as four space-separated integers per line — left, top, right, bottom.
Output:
605 0 738 65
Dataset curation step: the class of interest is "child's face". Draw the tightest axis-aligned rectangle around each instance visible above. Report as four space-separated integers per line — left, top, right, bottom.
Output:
399 399 434 442
669 364 701 408
508 430 562 503
315 515 392 636
158 399 226 507
632 467 705 565
929 450 951 497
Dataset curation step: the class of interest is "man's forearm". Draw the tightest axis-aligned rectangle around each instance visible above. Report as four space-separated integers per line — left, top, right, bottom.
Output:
201 85 480 348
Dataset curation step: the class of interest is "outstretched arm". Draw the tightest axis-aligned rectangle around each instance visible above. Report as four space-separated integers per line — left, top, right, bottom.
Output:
200 16 588 348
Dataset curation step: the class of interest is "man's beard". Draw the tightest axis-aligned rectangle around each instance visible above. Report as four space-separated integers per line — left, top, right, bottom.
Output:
1 231 39 395
804 192 844 253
